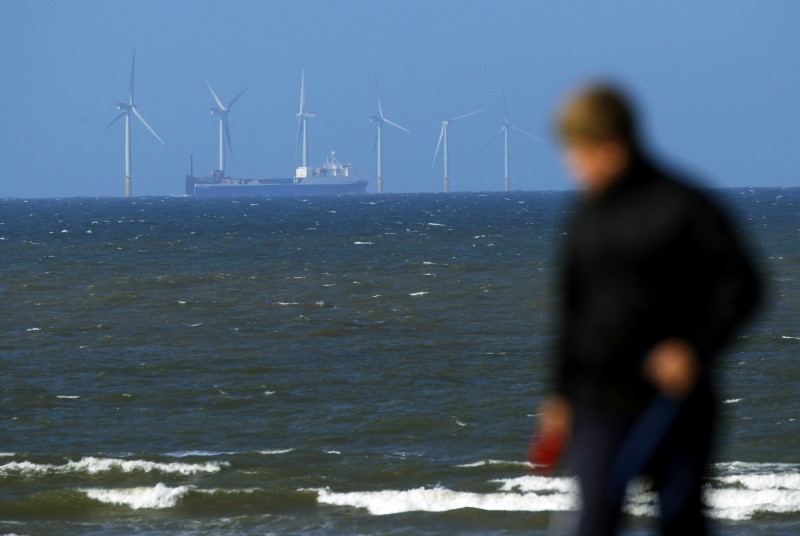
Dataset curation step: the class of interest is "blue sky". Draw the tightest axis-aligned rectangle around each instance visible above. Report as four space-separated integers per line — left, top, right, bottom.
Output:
1 1 798 197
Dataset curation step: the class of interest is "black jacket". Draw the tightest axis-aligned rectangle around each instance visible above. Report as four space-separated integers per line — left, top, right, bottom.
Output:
555 156 760 414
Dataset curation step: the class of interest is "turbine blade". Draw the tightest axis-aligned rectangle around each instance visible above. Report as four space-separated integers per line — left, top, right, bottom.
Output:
511 125 541 140
376 75 385 118
295 117 302 157
299 69 305 113
228 87 247 110
502 85 510 123
372 130 378 154
129 49 136 104
206 81 225 110
131 106 165 144
480 128 505 151
432 124 445 168
451 109 484 122
106 110 127 130
383 117 410 133
224 114 233 158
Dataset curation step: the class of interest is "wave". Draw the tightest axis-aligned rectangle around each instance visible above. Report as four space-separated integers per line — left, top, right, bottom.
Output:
82 483 192 510
0 457 228 477
313 462 800 521
163 450 239 458
314 486 573 515
162 449 294 459
455 459 530 468
80 484 263 510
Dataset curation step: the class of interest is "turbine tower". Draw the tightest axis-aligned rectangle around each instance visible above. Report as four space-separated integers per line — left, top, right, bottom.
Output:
432 109 483 193
106 49 164 197
370 77 410 194
295 69 317 174
488 87 537 192
207 82 246 175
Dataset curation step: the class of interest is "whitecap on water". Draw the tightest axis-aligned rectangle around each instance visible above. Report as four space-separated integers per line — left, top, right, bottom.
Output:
83 483 192 510
311 462 800 521
0 456 228 476
313 485 574 515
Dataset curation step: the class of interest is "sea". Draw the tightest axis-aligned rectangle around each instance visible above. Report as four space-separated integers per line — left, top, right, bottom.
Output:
1 189 798 535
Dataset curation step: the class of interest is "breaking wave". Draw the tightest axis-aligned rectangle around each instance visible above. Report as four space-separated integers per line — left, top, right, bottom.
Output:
313 462 800 521
0 457 228 477
82 483 193 510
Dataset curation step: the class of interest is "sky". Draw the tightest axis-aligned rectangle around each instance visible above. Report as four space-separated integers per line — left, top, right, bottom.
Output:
1 0 799 197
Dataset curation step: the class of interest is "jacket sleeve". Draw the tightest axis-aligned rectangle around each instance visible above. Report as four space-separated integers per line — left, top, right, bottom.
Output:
682 196 761 361
553 237 580 400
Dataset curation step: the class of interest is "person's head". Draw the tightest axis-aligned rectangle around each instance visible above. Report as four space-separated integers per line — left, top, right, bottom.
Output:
556 84 641 194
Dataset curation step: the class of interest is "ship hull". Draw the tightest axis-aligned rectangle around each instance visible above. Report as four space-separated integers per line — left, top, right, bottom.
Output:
186 176 368 197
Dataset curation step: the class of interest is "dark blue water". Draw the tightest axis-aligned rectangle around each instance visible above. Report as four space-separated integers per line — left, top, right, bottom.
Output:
1 191 798 534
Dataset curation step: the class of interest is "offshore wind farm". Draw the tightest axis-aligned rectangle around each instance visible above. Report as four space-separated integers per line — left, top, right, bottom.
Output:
108 52 539 198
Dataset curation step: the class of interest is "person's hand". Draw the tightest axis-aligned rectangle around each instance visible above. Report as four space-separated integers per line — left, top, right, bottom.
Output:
528 396 572 472
539 396 573 439
643 338 699 400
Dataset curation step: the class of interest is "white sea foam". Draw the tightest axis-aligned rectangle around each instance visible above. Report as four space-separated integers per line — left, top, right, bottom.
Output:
83 483 192 509
494 475 577 494
257 449 294 455
314 486 574 515
164 450 237 458
409 291 428 296
723 398 742 404
353 241 373 245
56 395 80 399
456 459 529 468
0 457 227 476
312 462 800 521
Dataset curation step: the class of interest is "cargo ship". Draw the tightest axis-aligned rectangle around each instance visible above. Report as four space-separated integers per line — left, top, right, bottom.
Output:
186 151 368 197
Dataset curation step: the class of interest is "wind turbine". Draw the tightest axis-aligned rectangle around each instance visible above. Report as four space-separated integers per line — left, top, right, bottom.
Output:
295 69 317 172
370 77 410 194
488 87 538 192
432 109 483 193
207 82 247 176
106 49 164 197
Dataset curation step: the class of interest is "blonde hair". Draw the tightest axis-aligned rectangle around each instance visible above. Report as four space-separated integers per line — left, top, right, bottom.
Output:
557 84 639 151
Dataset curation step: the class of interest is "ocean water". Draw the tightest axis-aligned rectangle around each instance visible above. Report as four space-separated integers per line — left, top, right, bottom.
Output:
0 190 798 535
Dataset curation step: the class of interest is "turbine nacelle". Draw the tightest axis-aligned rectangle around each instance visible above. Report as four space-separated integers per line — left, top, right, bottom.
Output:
116 103 131 111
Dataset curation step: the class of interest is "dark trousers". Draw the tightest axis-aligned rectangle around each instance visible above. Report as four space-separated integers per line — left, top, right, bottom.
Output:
567 388 715 536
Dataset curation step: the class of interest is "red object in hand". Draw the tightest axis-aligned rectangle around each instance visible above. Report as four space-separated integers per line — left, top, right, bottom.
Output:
528 430 566 474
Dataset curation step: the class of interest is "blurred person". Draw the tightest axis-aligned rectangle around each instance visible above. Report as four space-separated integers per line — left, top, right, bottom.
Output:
536 84 760 535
